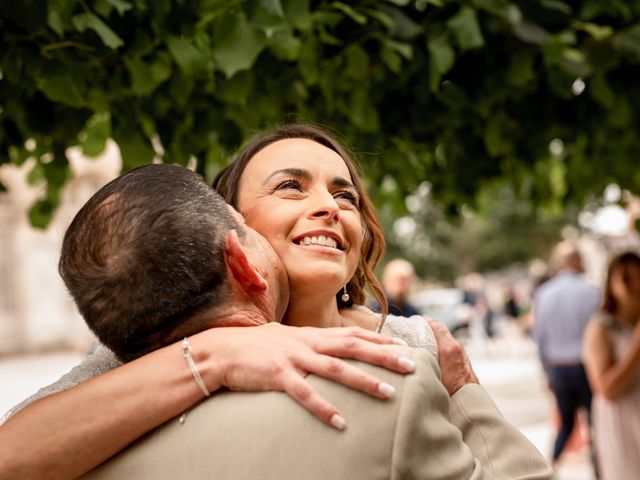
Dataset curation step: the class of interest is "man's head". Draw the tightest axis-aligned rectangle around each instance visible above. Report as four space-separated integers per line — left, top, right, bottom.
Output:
550 241 583 274
382 259 415 302
60 164 287 362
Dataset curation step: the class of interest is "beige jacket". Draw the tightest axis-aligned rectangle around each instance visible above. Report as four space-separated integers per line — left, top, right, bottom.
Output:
84 347 552 479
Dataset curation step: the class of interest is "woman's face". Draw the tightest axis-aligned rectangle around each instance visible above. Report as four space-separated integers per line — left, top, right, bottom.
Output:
611 263 640 307
237 138 363 297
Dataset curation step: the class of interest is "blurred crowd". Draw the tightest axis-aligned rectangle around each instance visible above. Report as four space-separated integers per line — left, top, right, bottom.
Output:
377 242 640 480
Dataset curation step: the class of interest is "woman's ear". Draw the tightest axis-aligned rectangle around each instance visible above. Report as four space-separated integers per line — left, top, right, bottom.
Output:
224 229 268 291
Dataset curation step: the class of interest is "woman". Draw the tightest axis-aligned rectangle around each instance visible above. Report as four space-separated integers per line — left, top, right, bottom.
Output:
0 123 433 478
584 251 640 480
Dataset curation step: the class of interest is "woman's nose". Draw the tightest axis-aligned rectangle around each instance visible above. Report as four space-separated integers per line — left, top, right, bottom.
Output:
309 194 340 222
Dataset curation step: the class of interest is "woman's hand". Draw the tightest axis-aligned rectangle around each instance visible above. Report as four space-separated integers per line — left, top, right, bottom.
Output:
190 323 416 429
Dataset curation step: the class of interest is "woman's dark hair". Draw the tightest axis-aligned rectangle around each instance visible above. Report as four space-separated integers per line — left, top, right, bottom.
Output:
602 251 640 314
213 122 387 315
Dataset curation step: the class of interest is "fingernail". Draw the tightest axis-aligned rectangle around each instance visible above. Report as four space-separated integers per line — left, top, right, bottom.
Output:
393 337 408 346
378 382 396 398
398 356 416 372
330 413 346 430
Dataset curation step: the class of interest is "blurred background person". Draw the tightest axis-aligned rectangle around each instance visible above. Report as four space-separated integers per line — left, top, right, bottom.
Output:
583 251 640 480
532 241 601 467
462 272 495 340
503 285 521 321
370 258 419 317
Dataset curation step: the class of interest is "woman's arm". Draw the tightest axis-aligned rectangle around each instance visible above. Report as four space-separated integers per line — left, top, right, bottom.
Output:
583 319 640 400
0 323 413 479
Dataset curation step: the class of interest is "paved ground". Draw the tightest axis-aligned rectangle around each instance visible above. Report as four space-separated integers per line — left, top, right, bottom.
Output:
1 326 595 479
462 324 595 480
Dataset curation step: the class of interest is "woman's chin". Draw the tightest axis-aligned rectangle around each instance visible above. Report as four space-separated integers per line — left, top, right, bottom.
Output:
288 270 347 297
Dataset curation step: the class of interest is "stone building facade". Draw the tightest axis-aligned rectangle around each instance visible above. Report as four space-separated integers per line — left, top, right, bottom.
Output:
0 141 121 354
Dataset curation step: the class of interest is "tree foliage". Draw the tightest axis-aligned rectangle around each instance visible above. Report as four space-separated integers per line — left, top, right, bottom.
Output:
1 0 640 227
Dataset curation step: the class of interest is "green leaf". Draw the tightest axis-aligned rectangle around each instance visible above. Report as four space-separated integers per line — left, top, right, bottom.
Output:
212 15 267 78
104 0 133 16
428 37 455 74
166 36 208 76
331 2 367 25
512 21 551 45
344 44 369 80
541 0 572 14
590 74 614 108
71 13 124 49
81 112 111 156
86 89 110 111
505 53 535 87
37 72 85 107
428 37 455 91
115 131 156 170
474 0 516 19
348 89 379 132
297 39 319 85
168 71 195 108
484 114 511 157
47 0 73 36
385 0 411 6
446 7 484 50
125 52 172 95
48 10 65 36
318 28 342 46
216 71 253 105
613 24 640 60
573 21 614 40
283 0 312 30
365 8 394 29
549 158 567 198
259 0 285 17
384 39 413 60
268 30 302 61
559 48 592 77
381 44 401 73
95 0 114 17
377 4 422 39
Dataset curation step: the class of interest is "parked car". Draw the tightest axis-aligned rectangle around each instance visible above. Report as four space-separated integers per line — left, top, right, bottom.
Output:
411 288 472 335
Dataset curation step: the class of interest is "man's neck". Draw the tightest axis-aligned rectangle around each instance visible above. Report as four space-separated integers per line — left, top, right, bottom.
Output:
209 306 271 328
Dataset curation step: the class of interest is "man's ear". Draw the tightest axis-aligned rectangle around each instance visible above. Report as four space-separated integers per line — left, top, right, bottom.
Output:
224 229 268 291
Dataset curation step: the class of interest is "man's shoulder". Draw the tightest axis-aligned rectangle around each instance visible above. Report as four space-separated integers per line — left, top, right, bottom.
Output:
536 272 598 299
85 347 442 480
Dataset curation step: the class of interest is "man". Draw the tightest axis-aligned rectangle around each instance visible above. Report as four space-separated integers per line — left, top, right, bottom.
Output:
533 241 601 464
370 259 420 317
2 165 551 479
83 319 552 480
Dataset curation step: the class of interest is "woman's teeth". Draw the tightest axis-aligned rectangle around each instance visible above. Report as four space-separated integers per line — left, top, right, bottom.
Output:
301 235 338 249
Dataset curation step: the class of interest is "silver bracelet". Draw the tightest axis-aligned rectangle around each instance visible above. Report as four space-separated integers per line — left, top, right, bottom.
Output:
181 337 210 398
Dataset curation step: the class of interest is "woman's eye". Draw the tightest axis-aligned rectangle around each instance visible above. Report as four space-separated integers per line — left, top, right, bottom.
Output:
335 190 358 205
274 179 303 191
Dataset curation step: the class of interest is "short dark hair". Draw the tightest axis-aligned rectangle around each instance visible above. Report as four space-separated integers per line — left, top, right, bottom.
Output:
213 122 387 315
60 164 245 362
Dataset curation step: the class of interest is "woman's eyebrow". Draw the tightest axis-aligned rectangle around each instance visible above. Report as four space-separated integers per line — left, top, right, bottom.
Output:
262 168 311 185
332 177 356 190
